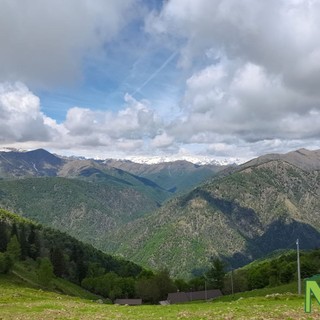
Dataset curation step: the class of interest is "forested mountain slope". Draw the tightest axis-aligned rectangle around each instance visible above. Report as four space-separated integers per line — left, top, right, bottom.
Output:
109 151 320 277
0 177 160 251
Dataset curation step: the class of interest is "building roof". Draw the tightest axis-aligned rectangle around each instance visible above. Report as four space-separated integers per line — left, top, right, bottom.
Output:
167 289 222 304
114 299 142 305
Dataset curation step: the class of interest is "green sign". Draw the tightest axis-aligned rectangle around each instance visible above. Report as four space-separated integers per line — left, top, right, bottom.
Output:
305 280 320 313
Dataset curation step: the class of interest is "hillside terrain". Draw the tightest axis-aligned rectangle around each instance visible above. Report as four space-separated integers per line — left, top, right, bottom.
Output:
103 159 225 193
1 275 319 319
0 148 220 196
0 149 221 252
0 209 143 276
109 149 320 277
0 148 319 279
0 177 160 249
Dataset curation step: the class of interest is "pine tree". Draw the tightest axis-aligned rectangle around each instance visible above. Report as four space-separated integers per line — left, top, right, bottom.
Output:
206 258 226 290
18 225 29 260
0 221 9 252
7 235 21 261
10 223 18 237
37 257 54 287
28 226 41 259
0 252 12 274
50 247 67 277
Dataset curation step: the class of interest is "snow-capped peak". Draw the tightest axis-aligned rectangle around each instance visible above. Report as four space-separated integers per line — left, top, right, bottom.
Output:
112 155 242 166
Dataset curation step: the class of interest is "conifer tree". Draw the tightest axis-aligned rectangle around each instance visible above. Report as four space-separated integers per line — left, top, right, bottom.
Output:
18 225 29 260
28 226 41 259
7 235 21 261
0 252 12 274
206 258 226 290
37 257 54 286
50 247 67 277
0 221 8 252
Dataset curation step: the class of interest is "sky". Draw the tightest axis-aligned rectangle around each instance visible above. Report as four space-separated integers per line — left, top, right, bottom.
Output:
0 0 320 163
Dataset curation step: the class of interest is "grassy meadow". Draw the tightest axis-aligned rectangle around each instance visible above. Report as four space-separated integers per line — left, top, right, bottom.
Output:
1 274 320 320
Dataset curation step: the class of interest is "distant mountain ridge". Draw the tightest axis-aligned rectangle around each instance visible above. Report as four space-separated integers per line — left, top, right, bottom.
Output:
106 149 320 277
1 147 319 278
0 148 223 194
241 148 320 171
0 148 64 177
0 148 224 257
102 159 226 193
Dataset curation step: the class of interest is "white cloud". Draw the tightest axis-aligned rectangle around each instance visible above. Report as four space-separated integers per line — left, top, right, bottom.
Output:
146 0 320 157
64 94 161 144
151 131 174 148
1 1 320 161
0 83 163 155
0 82 62 142
0 0 135 87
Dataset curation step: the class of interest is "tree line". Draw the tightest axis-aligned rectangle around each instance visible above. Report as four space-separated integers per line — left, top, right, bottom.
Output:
223 249 320 294
0 209 224 303
3 209 316 303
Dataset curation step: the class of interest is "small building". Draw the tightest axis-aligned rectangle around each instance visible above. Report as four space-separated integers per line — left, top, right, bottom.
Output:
167 289 222 304
114 299 142 306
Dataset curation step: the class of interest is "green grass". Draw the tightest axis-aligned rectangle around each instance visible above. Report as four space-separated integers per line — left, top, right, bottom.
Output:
217 282 302 302
11 261 99 300
1 275 320 319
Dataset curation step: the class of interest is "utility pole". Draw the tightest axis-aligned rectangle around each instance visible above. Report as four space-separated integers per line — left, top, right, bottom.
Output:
205 280 207 301
296 238 301 295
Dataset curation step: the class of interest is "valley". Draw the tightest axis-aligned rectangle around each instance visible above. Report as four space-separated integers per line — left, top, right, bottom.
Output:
1 276 317 320
0 148 319 278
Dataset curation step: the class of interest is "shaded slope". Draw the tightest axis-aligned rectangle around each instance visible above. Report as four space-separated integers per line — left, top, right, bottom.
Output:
110 159 320 277
0 149 64 177
0 177 160 250
103 159 225 194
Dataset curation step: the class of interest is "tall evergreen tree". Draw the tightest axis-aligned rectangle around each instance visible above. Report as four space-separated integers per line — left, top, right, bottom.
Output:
10 223 18 237
37 257 54 287
206 258 226 290
0 221 9 252
18 225 29 260
27 226 41 259
7 235 21 261
71 246 87 283
50 247 67 277
0 252 12 274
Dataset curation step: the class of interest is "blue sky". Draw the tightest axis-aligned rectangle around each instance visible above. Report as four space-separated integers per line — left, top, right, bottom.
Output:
0 0 320 162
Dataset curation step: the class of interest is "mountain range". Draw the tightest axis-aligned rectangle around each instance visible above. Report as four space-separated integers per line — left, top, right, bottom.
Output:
110 148 320 277
0 148 222 255
0 147 319 277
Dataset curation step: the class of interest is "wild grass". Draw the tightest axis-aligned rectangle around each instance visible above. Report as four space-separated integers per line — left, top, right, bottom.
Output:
1 274 319 319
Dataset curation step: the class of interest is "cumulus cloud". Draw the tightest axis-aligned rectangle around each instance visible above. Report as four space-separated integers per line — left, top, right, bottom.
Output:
0 0 135 87
0 82 62 142
151 131 175 148
1 1 320 161
146 0 320 156
64 93 161 144
0 82 163 155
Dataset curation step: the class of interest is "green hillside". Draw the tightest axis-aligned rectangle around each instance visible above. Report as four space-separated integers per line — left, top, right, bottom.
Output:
0 177 161 250
1 149 319 281
110 159 320 277
0 209 144 299
1 211 320 319
0 209 184 304
1 275 319 319
103 159 224 194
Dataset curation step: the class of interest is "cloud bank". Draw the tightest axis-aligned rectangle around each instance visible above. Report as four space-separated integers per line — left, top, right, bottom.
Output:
146 0 320 156
0 0 135 87
0 0 320 161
